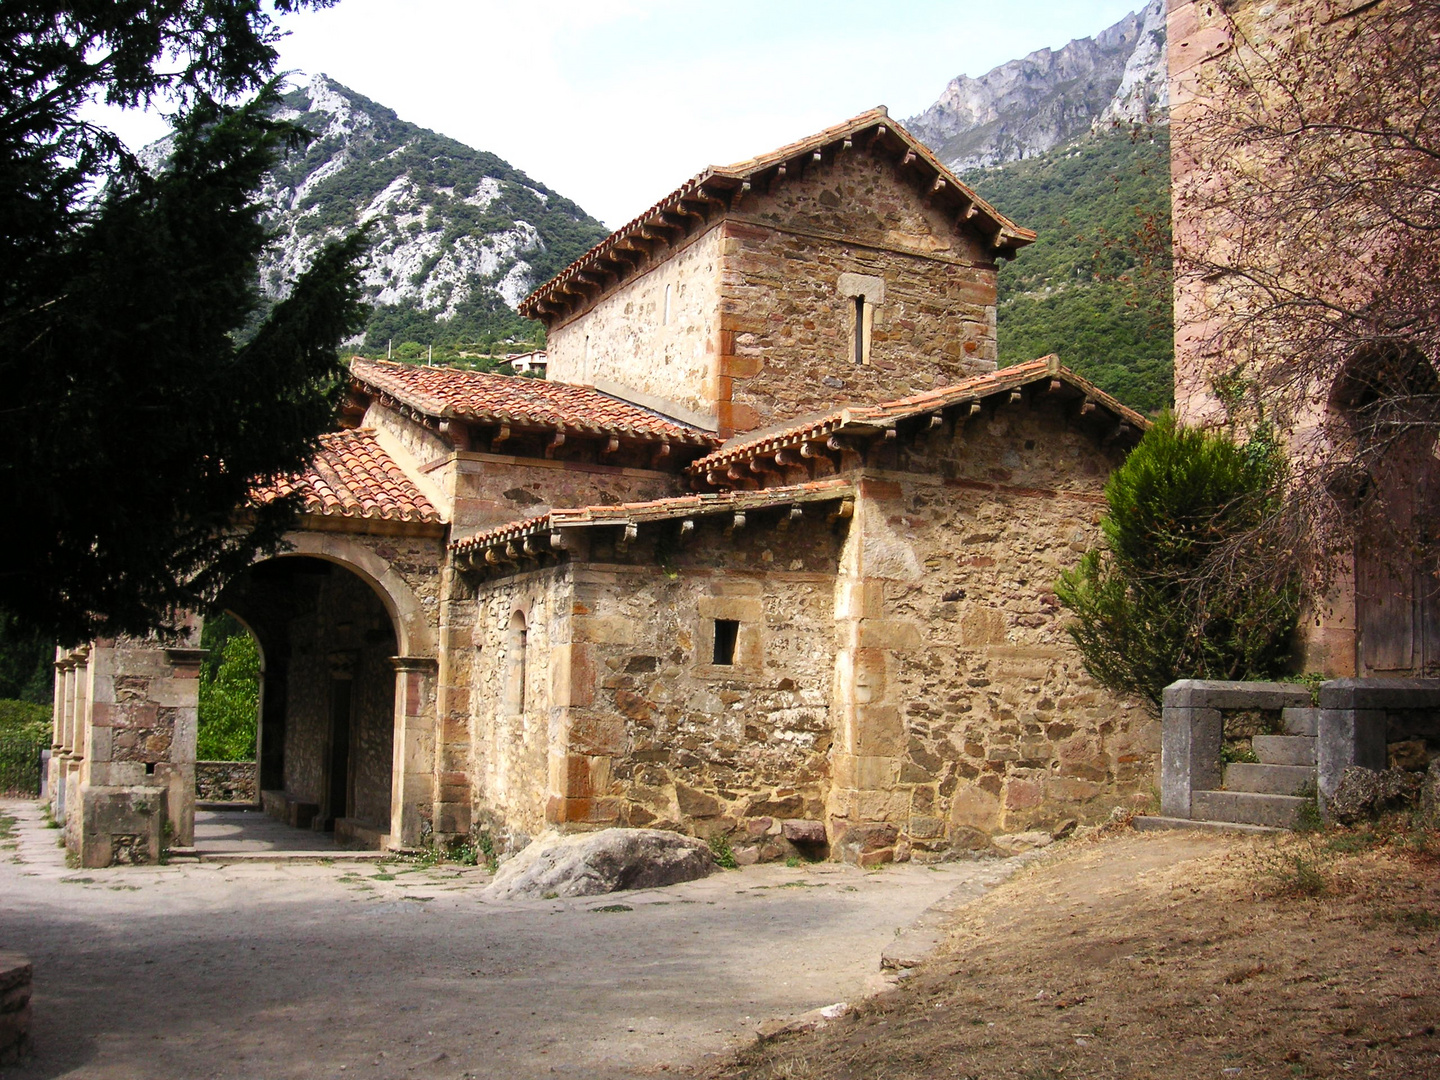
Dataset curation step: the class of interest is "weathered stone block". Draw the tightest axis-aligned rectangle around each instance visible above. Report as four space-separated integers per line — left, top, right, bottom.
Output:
781 818 827 843
1163 679 1310 711
675 784 723 819
1160 703 1223 819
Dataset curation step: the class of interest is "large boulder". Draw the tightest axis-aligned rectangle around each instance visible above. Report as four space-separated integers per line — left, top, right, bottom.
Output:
1328 766 1422 824
484 828 718 900
1419 759 1440 830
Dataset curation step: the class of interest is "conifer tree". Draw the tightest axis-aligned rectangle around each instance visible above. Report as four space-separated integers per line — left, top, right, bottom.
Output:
0 2 367 645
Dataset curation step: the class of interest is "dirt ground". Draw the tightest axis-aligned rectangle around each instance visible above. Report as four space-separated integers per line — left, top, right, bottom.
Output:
0 800 1020 1080
711 823 1440 1080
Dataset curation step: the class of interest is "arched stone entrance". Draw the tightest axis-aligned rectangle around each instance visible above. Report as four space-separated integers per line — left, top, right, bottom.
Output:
212 537 438 848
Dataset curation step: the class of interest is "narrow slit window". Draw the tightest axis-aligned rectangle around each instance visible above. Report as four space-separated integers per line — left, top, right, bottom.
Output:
663 283 673 326
853 295 866 365
712 619 740 666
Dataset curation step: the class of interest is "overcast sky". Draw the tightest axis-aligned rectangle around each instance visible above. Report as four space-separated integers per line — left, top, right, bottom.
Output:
97 0 1144 228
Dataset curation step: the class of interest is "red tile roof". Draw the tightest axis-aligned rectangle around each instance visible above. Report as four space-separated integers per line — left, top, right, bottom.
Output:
519 107 1035 324
451 478 853 556
257 429 443 524
688 356 1149 477
351 358 718 446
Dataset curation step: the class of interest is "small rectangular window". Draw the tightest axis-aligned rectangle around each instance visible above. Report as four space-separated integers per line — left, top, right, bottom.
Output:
712 619 740 665
853 295 866 364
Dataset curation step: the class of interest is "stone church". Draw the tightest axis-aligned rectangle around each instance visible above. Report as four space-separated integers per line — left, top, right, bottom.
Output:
49 107 1156 868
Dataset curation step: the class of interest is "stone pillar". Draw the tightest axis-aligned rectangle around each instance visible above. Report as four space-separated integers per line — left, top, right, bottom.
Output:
71 631 204 866
1159 683 1223 819
825 477 917 865
160 647 204 847
49 653 71 824
390 656 438 848
61 650 87 842
547 562 622 831
431 565 473 840
1316 678 1440 809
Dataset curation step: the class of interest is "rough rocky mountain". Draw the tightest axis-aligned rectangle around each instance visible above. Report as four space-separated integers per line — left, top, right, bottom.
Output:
906 0 1167 174
146 75 608 348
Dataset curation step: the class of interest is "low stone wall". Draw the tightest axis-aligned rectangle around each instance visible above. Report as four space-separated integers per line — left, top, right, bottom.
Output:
1160 680 1312 819
1317 679 1440 805
1160 678 1440 822
196 760 258 804
0 952 32 1066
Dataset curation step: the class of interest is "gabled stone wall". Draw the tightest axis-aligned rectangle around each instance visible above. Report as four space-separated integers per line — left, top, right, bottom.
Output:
540 147 1003 439
720 153 999 434
826 404 1154 861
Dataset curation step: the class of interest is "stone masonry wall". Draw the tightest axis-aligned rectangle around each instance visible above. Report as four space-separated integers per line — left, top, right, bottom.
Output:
554 513 843 862
195 760 257 803
547 226 724 428
466 566 571 845
446 454 682 534
717 152 1000 434
1168 0 1366 677
827 403 1155 863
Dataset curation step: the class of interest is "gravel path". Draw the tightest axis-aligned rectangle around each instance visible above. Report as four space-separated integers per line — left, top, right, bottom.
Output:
0 799 1021 1080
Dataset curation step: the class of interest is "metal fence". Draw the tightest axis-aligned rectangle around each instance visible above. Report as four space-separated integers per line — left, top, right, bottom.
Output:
0 732 47 797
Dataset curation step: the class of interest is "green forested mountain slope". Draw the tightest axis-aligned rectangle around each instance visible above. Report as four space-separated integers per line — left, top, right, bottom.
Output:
229 76 609 351
965 127 1173 414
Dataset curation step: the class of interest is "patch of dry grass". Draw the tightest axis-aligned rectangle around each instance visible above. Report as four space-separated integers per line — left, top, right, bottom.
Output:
710 824 1440 1080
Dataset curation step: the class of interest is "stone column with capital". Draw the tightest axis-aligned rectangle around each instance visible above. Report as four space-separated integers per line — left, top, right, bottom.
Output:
390 656 438 848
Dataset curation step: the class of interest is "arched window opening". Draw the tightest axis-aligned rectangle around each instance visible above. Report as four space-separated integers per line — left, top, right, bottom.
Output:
505 610 528 716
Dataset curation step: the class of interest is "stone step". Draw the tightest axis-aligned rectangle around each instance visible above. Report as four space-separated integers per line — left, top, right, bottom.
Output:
1191 790 1311 829
1224 762 1314 795
1253 734 1316 766
1133 815 1284 836
1281 707 1319 736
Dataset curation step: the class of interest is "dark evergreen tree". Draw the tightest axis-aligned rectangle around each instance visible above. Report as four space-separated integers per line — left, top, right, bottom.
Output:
0 2 368 645
1057 415 1301 709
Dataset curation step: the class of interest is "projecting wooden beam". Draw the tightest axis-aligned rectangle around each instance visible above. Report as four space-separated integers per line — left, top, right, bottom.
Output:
650 441 671 469
769 163 787 194
489 422 511 453
733 180 751 208
545 430 566 459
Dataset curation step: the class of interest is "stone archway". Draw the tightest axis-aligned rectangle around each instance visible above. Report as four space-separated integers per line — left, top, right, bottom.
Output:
213 539 438 848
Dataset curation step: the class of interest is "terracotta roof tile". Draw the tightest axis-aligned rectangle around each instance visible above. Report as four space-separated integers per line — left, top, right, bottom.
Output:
451 478 853 556
520 108 1035 322
257 429 443 525
351 358 718 446
688 357 1149 476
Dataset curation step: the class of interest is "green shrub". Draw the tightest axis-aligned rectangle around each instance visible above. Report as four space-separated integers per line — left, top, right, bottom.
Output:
708 833 739 869
1056 414 1301 709
197 614 260 760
